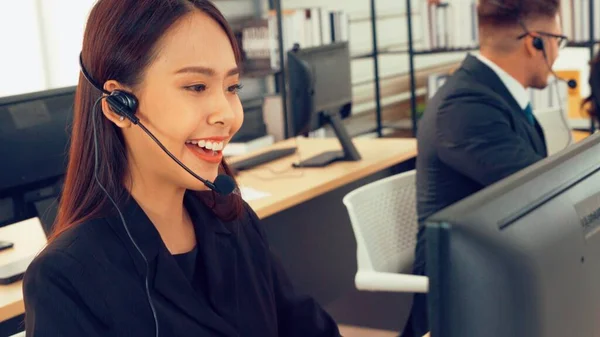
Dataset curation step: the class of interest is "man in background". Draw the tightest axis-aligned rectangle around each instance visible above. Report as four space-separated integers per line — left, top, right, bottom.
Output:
404 0 566 336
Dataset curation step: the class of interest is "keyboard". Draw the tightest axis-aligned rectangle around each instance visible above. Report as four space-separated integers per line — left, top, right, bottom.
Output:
230 147 297 171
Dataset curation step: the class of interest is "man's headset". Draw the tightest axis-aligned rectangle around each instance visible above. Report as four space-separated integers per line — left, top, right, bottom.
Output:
487 0 577 85
528 30 577 89
79 52 236 337
487 0 575 147
516 7 576 148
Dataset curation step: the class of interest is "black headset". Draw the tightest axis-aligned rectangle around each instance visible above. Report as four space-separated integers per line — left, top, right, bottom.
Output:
532 35 545 51
80 52 160 337
78 53 140 124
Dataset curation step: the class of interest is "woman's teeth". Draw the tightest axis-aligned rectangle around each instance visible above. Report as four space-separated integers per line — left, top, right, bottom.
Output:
185 140 224 151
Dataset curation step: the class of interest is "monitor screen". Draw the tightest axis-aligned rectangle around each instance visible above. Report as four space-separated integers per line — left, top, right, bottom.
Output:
0 86 75 192
287 42 352 136
426 133 600 337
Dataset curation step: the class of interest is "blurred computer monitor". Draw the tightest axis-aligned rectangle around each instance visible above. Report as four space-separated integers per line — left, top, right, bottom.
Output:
287 41 360 167
425 133 600 337
0 86 75 233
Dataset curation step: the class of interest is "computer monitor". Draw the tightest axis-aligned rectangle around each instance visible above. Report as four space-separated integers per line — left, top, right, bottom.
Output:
287 41 360 167
425 133 600 337
0 86 75 232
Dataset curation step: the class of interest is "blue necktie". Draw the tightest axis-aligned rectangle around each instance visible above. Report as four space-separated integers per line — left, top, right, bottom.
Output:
523 103 534 125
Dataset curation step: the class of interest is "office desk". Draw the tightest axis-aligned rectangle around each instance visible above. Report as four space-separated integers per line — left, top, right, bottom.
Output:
231 137 417 307
231 137 418 218
0 218 47 322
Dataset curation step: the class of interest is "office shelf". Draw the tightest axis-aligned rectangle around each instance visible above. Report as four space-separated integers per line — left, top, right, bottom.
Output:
566 40 600 48
405 0 599 136
351 46 407 60
360 0 385 137
412 46 479 56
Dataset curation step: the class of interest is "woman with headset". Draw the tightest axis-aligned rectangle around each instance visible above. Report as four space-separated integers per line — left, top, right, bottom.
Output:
22 1 341 336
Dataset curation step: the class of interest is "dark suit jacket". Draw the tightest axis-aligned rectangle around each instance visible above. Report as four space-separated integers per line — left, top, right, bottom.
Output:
416 54 547 226
23 192 341 337
405 54 548 337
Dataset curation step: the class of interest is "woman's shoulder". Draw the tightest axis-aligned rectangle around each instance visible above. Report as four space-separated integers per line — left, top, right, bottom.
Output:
46 217 116 257
26 217 115 280
23 219 113 328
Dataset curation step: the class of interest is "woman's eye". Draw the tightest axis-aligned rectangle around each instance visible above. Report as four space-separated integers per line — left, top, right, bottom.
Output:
185 84 206 92
228 84 243 94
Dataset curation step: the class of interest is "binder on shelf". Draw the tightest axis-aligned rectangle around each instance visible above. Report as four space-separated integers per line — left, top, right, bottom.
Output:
231 17 279 74
267 7 349 69
420 0 478 51
560 0 600 43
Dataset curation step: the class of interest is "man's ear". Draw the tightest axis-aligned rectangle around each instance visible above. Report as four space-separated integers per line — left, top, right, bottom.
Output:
101 80 132 128
524 34 540 58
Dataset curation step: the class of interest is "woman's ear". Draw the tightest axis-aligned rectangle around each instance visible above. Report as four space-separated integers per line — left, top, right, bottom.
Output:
101 80 132 128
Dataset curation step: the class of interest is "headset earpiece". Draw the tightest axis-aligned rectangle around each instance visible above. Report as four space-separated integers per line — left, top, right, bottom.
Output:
106 90 139 124
79 52 140 124
532 36 544 51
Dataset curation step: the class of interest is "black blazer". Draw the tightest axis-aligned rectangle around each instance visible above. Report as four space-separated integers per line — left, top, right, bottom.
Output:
416 54 547 226
23 192 341 337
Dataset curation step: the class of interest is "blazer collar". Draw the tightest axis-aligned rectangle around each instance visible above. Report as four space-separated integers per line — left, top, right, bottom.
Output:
473 53 530 110
461 54 524 115
105 190 231 266
461 54 548 157
104 190 239 336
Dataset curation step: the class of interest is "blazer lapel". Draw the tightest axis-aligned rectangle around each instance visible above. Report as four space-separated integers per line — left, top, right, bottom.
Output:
461 54 549 157
461 54 520 108
105 192 238 336
152 248 237 336
187 193 241 331
532 119 548 156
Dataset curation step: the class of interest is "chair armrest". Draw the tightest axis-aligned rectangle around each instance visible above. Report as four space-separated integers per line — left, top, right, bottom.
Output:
355 270 428 293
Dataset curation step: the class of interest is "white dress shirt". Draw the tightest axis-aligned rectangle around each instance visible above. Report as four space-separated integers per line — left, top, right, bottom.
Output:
475 53 530 110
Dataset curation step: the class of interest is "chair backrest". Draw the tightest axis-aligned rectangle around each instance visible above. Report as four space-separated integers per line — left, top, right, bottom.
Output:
343 170 418 274
534 106 573 155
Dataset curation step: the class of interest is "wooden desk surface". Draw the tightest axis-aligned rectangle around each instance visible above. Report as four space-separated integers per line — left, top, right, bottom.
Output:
0 218 47 322
230 137 418 218
572 130 591 143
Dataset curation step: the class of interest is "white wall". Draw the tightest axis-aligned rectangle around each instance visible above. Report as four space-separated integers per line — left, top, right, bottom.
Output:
0 0 260 99
0 0 47 97
36 0 96 89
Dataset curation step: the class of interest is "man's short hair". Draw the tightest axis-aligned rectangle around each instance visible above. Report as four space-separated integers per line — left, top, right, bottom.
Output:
477 0 560 27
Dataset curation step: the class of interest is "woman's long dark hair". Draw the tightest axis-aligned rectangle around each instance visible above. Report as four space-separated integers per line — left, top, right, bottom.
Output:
51 0 244 240
583 51 600 124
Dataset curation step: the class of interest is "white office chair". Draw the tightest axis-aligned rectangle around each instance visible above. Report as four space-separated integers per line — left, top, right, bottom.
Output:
342 170 428 293
534 106 573 155
10 332 25 337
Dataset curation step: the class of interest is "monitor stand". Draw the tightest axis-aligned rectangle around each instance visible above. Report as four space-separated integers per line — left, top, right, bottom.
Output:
292 110 361 168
